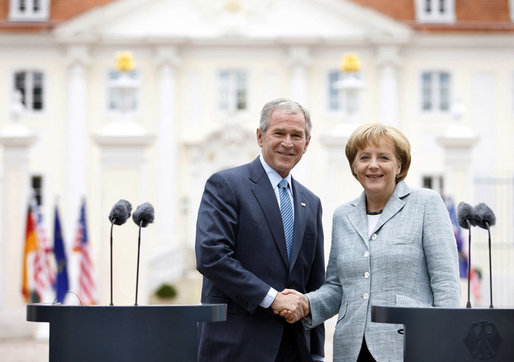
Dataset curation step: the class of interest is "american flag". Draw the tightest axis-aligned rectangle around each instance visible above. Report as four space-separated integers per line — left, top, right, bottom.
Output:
31 197 56 302
73 199 97 305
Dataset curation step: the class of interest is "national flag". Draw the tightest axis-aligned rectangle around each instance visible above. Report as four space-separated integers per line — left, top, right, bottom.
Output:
21 205 38 303
446 197 468 278
53 204 69 303
73 199 97 305
32 197 56 302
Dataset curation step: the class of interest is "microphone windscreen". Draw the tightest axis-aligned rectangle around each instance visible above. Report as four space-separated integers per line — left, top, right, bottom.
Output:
132 202 154 227
457 202 476 229
109 199 132 225
474 202 496 228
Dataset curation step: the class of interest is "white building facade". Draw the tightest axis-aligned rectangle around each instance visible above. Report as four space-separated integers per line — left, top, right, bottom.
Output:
1 0 514 336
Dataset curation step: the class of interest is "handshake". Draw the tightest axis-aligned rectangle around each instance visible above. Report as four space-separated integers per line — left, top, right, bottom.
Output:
271 289 310 324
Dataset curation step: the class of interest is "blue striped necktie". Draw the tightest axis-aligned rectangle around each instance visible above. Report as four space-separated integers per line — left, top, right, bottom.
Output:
278 179 294 262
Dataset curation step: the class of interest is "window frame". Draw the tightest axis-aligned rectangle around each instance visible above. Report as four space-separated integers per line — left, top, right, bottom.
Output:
9 0 50 22
422 174 444 195
415 0 455 24
217 70 249 113
12 69 45 113
327 69 343 112
420 70 452 114
105 69 142 115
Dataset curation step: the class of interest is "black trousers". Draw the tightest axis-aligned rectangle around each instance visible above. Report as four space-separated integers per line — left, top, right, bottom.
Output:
275 323 311 362
357 337 376 362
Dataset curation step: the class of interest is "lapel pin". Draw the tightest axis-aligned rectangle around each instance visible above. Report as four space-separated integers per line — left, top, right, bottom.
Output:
301 202 306 207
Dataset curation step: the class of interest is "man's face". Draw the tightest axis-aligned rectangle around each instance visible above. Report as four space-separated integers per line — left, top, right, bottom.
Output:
257 109 310 178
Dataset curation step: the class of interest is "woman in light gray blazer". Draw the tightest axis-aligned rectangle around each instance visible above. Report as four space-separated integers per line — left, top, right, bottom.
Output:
282 123 461 361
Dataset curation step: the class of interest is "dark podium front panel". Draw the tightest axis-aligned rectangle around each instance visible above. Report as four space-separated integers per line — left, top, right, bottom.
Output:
371 305 514 362
27 304 226 362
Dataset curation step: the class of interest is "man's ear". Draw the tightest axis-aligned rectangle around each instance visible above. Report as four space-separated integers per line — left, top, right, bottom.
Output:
303 136 311 153
256 128 263 147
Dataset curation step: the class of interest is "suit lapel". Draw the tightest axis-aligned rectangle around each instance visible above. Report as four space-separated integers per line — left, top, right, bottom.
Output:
249 159 289 266
347 192 369 246
372 181 410 233
289 179 307 270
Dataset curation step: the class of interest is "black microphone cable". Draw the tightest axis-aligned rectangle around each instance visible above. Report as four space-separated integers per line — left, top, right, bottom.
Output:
132 202 154 306
108 199 132 306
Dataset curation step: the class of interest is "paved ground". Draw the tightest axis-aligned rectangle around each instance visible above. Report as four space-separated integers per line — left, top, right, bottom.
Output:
0 317 336 362
0 337 49 362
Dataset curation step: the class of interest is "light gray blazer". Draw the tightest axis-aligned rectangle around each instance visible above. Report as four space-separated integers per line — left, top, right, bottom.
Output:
306 181 461 362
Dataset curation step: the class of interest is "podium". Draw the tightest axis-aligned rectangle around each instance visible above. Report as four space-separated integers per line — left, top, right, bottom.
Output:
371 305 514 361
27 304 226 362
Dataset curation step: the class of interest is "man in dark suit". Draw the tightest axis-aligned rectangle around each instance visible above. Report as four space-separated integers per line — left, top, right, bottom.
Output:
196 98 325 361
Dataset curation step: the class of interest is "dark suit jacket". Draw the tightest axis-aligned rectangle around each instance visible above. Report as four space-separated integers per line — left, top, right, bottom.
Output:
196 157 325 361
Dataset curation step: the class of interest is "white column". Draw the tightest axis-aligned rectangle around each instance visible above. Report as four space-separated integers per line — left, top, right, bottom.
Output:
437 103 478 203
149 46 185 290
287 46 311 181
0 123 36 310
65 46 90 243
287 46 311 105
376 46 401 126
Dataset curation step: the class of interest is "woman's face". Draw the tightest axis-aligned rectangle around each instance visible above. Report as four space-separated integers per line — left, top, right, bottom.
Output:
352 137 401 199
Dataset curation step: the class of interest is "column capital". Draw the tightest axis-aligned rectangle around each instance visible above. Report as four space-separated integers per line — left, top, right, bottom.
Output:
154 46 181 69
376 45 402 68
287 46 311 68
65 45 91 68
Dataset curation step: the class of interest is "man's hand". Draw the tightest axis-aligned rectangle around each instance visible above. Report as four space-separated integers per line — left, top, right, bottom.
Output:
271 291 304 322
271 289 310 323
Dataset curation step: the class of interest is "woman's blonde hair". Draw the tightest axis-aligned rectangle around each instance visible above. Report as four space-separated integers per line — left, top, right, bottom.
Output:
345 123 411 182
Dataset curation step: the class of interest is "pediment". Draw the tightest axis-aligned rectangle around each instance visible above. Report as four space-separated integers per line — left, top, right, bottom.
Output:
53 0 411 44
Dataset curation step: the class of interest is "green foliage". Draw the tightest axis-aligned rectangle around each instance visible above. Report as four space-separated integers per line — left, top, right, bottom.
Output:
154 283 178 299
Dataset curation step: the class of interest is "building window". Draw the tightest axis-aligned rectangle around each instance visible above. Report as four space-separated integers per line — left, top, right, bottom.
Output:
106 70 140 113
9 0 50 22
422 175 444 195
14 71 44 112
415 0 455 23
218 70 247 112
31 175 43 206
328 70 342 111
421 71 451 112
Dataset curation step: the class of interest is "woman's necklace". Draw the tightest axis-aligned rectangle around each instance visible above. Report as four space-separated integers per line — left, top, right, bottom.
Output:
366 209 383 215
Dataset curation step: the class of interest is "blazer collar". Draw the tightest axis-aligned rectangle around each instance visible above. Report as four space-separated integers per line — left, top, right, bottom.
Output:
249 158 290 266
249 157 308 270
348 181 410 244
289 181 308 270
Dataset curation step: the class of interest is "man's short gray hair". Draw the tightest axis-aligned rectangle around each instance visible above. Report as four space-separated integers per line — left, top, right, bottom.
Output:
259 98 312 139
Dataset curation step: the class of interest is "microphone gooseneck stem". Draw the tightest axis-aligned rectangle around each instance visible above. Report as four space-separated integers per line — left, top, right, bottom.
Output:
134 223 142 306
466 219 472 309
110 222 114 306
487 222 493 308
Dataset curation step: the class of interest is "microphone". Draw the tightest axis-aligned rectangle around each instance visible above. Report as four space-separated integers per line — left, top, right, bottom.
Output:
108 200 132 306
474 203 496 308
109 199 132 225
132 202 154 306
457 202 476 308
132 202 155 227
